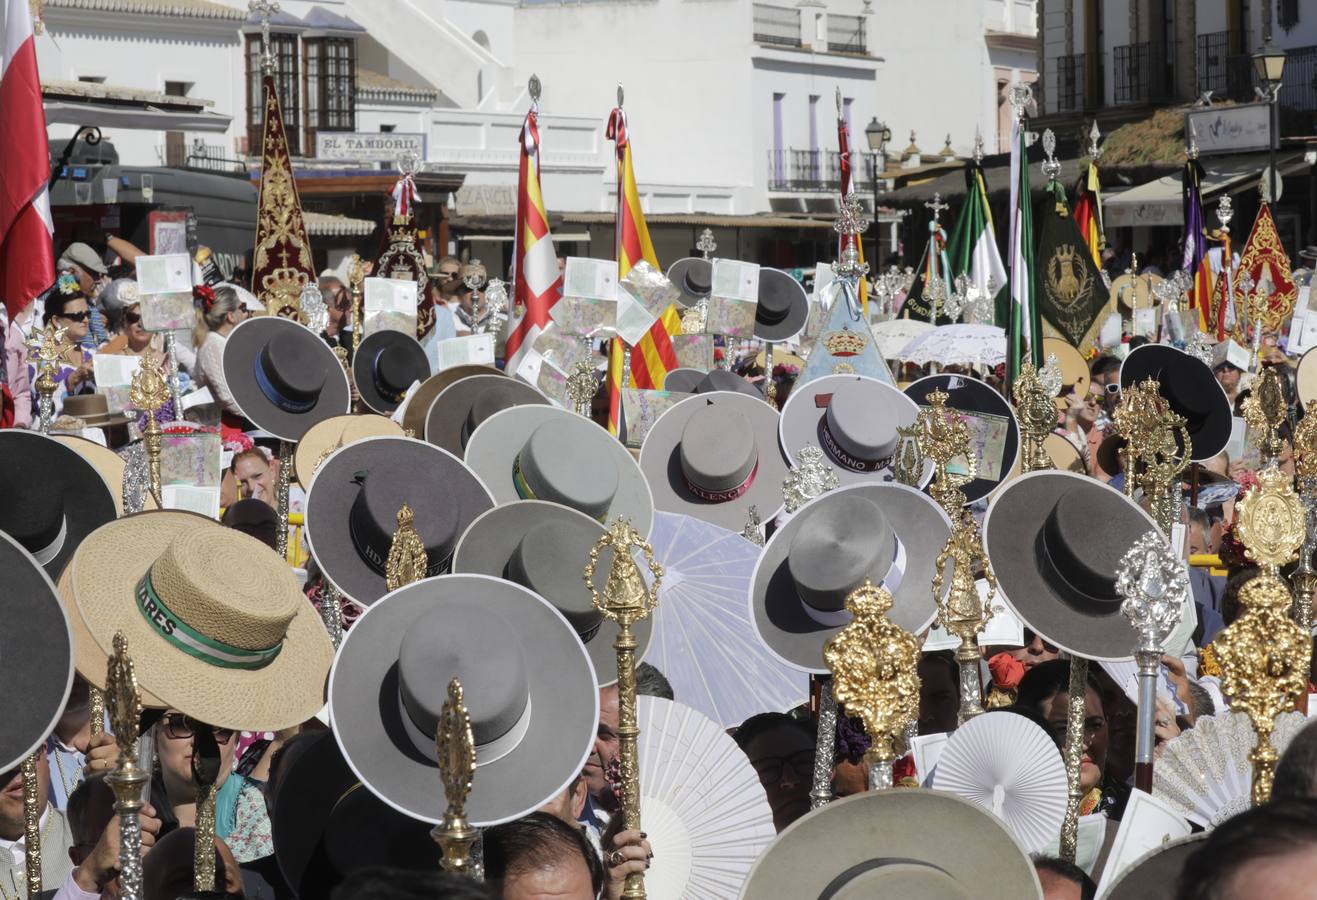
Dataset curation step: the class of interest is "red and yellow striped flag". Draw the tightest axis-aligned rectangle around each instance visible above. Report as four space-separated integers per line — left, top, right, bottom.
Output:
1073 161 1104 267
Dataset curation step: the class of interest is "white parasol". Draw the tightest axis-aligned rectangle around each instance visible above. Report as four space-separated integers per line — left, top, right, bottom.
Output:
869 318 935 359
897 323 1006 367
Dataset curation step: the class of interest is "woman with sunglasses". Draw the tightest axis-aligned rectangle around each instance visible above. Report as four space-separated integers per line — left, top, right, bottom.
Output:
96 296 166 366
32 276 97 419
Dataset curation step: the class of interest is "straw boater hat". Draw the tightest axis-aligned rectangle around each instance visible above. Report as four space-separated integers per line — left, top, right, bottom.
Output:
1042 337 1091 407
399 364 500 438
666 257 711 309
352 329 431 416
1044 432 1085 474
983 470 1161 661
328 573 599 826
222 316 351 442
451 500 654 685
303 436 494 606
69 511 334 731
52 433 159 515
1298 348 1317 408
739 790 1042 899
0 531 75 774
1120 344 1231 462
904 374 1021 505
778 374 920 486
57 565 164 709
465 405 655 536
0 431 117 578
424 373 549 457
750 482 951 673
294 414 403 491
639 391 789 530
754 268 810 342
1099 833 1206 900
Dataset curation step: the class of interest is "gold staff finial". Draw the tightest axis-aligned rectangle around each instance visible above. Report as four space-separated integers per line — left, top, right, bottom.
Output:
433 678 481 878
1113 379 1190 535
25 321 70 434
386 504 429 592
105 633 148 900
1013 361 1059 473
129 354 171 504
1242 365 1286 465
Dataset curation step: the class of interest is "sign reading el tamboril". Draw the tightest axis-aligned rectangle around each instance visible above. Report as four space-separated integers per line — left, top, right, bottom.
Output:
316 132 426 162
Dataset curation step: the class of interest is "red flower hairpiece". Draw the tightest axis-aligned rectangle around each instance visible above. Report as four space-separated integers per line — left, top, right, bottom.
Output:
193 284 216 311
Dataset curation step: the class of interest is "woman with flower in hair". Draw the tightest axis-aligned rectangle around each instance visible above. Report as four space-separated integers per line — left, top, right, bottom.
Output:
192 284 249 425
31 274 97 419
95 279 166 366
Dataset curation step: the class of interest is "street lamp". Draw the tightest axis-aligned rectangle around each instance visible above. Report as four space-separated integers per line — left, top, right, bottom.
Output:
865 117 892 266
1252 39 1287 205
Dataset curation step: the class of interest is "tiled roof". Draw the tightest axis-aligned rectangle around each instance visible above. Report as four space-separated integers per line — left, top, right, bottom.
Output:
46 0 244 20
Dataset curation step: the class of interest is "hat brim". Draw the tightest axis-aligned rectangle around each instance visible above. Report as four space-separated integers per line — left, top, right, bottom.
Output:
1298 348 1317 407
400 365 501 438
424 375 549 456
640 392 788 530
294 414 403 492
983 470 1156 661
0 431 118 578
754 268 809 343
1120 344 1231 462
57 566 165 708
665 258 710 308
327 573 599 826
352 330 431 415
777 374 921 487
750 482 951 673
1042 337 1091 398
304 437 495 607
465 406 655 537
451 501 654 686
1100 832 1206 900
741 789 1041 898
223 317 352 442
661 368 705 393
0 532 75 774
1043 433 1086 474
51 434 159 515
69 511 333 731
904 374 1022 505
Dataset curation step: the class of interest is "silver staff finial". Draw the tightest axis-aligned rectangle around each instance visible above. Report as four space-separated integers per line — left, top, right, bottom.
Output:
529 74 542 105
249 0 280 77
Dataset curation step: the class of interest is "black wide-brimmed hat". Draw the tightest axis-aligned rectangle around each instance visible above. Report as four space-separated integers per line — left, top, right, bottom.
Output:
983 470 1161 661
640 391 788 530
222 316 351 442
904 373 1021 505
424 374 549 456
451 500 654 685
0 531 74 774
273 730 437 898
400 364 500 438
778 374 920 487
755 268 809 342
1120 344 1231 462
51 434 159 515
328 574 598 826
465 405 655 536
352 329 430 415
666 257 711 308
0 430 117 578
750 483 951 673
303 437 495 607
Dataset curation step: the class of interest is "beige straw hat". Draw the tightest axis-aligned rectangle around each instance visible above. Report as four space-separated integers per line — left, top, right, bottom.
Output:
57 564 165 708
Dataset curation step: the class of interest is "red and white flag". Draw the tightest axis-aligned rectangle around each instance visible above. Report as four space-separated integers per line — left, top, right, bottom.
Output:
1 0 53 320
505 100 561 374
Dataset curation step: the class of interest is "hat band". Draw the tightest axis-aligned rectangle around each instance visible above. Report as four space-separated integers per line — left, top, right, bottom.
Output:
135 570 283 670
819 859 956 900
683 461 759 504
1037 527 1117 611
29 516 68 567
254 356 318 414
398 689 532 767
512 453 607 523
347 506 450 579
818 416 893 473
800 535 907 627
371 350 408 404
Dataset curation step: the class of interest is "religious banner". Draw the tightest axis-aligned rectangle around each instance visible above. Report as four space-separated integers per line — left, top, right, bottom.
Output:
798 284 896 388
1237 202 1298 331
1035 185 1106 352
375 210 432 339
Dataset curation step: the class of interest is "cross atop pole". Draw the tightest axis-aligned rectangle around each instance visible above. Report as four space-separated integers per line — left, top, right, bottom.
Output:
249 0 280 76
924 192 949 226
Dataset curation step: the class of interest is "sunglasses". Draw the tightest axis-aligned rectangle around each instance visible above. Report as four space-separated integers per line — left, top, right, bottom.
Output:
58 310 89 322
124 311 142 325
750 749 816 783
161 713 235 745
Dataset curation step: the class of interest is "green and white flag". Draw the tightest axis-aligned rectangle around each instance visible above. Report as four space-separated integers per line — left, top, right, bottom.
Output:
1007 117 1041 389
947 160 1008 326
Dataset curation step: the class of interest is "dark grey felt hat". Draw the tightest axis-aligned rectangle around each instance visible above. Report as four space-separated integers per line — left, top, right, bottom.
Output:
639 391 788 530
750 482 951 673
464 405 655 536
661 367 705 393
352 329 431 415
778 374 920 487
693 369 761 398
903 373 1022 505
424 374 549 456
1120 344 1231 462
1100 833 1206 900
666 257 712 308
982 470 1161 661
451 501 653 685
755 268 809 342
303 436 495 607
222 316 351 441
327 573 599 826
401 364 500 438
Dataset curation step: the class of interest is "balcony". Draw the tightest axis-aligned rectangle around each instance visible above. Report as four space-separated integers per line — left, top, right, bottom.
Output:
1279 45 1317 115
827 14 866 54
157 140 246 174
1113 41 1176 105
1196 31 1255 102
1056 53 1085 112
768 149 877 192
753 4 801 48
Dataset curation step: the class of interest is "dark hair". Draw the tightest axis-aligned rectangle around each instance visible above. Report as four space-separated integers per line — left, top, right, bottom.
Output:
999 703 1053 734
1220 567 1261 626
1274 721 1317 802
67 772 113 848
733 711 816 750
635 661 673 700
330 867 494 900
483 812 603 896
1016 659 1104 715
1177 798 1317 900
1187 681 1215 721
1032 855 1097 900
43 288 88 325
1089 355 1121 381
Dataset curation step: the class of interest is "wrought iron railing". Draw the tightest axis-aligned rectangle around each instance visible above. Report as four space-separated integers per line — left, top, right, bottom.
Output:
1056 53 1085 112
753 4 801 48
827 14 866 54
1114 41 1176 104
767 149 877 192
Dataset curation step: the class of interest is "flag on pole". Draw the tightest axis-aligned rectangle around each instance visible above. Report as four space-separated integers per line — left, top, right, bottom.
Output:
947 160 1008 325
1073 160 1104 268
837 108 869 315
1007 115 1040 388
505 95 562 374
0 0 54 320
607 335 625 438
1181 158 1214 332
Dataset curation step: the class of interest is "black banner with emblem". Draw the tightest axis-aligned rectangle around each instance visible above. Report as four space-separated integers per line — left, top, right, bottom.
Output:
901 236 956 325
1036 183 1106 348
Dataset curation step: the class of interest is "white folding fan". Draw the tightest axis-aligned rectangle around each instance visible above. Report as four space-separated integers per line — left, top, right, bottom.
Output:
931 710 1068 853
636 696 776 899
1153 710 1307 829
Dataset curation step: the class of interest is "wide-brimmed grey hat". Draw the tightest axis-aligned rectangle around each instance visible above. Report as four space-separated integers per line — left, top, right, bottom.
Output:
465 405 655 536
904 374 1021 505
0 531 74 775
661 367 705 393
222 316 351 442
352 329 430 415
424 374 549 456
303 437 495 606
1100 833 1206 900
755 268 809 342
666 257 711 308
328 573 599 826
640 391 788 531
778 374 920 486
750 482 951 673
401 364 501 438
739 789 1041 899
452 501 653 684
693 369 761 398
983 470 1160 661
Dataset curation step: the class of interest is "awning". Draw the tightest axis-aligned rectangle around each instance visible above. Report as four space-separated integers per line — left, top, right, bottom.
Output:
1103 150 1307 228
44 99 232 133
304 211 376 237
